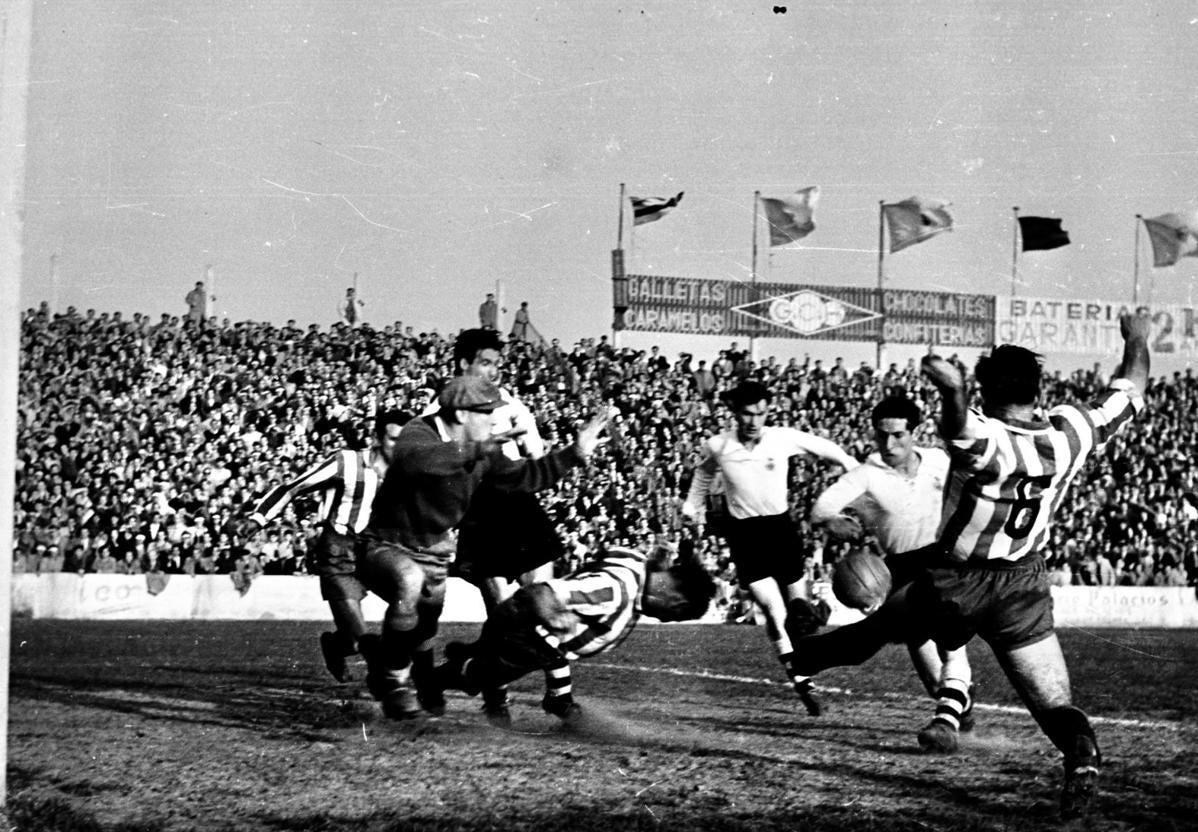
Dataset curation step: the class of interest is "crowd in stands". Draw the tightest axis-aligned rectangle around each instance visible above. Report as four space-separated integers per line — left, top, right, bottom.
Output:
13 301 1198 616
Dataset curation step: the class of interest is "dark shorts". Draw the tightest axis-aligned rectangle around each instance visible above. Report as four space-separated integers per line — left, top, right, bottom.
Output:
357 538 450 604
907 553 1055 652
469 583 570 688
454 489 564 582
310 528 365 602
723 512 806 589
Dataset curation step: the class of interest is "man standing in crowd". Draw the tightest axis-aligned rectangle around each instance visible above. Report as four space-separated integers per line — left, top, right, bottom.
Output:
435 542 717 724
810 394 974 750
439 328 576 726
682 380 859 715
360 375 610 721
794 312 1150 819
185 281 208 324
341 286 364 327
509 301 533 342
478 292 498 329
239 410 409 682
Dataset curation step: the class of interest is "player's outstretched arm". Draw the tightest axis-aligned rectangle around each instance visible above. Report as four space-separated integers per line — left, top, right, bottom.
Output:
798 433 860 471
811 472 869 542
680 445 718 531
921 355 968 440
1115 310 1151 395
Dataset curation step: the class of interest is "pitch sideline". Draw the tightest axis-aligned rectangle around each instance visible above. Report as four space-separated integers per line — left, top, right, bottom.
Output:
588 662 1180 731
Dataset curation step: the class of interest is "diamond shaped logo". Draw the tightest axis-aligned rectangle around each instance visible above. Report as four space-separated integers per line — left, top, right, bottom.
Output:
732 288 881 336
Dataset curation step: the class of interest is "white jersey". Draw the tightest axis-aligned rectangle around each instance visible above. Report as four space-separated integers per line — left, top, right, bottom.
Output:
423 385 544 460
810 448 949 555
684 426 858 520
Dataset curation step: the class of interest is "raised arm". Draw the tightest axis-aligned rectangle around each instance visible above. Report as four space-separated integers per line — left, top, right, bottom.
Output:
921 355 968 440
1114 310 1151 395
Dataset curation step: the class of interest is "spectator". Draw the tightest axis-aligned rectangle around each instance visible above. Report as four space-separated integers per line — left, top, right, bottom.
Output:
185 281 208 324
478 293 498 330
11 301 1197 594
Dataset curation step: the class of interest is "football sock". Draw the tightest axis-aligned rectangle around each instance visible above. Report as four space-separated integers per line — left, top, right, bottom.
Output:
1036 705 1101 766
930 677 970 730
545 662 572 699
411 648 435 681
778 651 810 685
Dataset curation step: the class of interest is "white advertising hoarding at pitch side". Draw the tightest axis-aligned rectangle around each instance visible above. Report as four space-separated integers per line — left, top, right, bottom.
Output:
995 296 1198 357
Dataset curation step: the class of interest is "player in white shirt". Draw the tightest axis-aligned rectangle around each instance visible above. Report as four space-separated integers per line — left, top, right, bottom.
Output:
811 395 974 747
682 381 859 715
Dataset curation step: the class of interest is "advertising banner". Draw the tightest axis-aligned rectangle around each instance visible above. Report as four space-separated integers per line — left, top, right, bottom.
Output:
995 296 1198 357
618 275 996 347
881 289 995 347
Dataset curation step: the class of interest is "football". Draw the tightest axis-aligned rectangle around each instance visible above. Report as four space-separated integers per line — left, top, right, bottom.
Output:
831 550 893 612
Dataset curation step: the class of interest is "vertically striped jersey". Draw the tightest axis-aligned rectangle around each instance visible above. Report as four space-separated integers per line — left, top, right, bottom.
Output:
539 548 646 659
250 450 380 535
939 379 1143 562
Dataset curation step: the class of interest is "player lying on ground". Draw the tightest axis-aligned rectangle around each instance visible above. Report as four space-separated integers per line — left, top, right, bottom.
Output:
435 542 717 724
792 311 1151 820
810 394 976 751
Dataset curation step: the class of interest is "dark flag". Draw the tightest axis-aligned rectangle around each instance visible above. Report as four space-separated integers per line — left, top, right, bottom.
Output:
1018 216 1071 251
631 191 684 225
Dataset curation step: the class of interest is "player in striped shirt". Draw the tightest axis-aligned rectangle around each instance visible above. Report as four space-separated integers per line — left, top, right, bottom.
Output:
791 313 1149 818
240 410 409 682
682 380 859 716
434 543 716 722
919 312 1148 818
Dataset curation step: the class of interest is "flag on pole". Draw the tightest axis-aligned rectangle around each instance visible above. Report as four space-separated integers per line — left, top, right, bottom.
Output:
1143 212 1198 267
631 191 684 225
1017 216 1070 251
760 186 820 246
882 196 954 253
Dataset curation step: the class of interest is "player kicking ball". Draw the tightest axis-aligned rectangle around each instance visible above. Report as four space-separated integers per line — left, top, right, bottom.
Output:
434 542 717 726
793 311 1151 820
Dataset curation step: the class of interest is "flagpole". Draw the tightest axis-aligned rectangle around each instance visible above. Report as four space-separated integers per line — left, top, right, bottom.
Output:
1011 206 1020 296
617 182 626 251
612 184 626 350
1133 214 1142 305
750 190 760 357
876 200 885 368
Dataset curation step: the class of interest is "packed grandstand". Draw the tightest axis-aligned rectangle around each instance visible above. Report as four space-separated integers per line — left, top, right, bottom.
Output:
14 302 1197 616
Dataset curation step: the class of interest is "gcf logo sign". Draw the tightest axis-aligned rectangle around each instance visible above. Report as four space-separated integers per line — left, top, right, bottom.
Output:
734 288 881 337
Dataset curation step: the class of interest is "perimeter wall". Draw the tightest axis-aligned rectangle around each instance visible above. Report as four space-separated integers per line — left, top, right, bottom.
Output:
11 574 1198 628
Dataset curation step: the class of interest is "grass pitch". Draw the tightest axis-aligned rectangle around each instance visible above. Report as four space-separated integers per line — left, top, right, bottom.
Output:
6 619 1197 831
